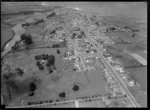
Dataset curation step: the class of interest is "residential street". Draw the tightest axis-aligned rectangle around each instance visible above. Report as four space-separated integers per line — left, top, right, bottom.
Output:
86 34 140 107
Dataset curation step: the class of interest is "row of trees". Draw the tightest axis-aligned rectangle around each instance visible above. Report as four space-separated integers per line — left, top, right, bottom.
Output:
2 67 24 80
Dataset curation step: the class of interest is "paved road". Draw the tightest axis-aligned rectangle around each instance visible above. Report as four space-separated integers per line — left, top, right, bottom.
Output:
85 30 140 107
8 94 105 108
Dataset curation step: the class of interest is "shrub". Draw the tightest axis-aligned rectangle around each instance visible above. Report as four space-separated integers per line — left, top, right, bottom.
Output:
52 44 60 48
15 68 24 76
22 23 30 27
57 49 61 54
46 12 56 19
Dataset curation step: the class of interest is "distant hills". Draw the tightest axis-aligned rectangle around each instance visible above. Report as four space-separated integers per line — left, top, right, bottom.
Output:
1 2 62 14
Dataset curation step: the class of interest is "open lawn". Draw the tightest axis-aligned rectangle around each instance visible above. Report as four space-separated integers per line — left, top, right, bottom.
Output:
2 46 109 106
1 22 14 51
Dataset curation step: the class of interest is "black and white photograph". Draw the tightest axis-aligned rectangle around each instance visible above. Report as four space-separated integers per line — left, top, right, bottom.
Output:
1 2 147 108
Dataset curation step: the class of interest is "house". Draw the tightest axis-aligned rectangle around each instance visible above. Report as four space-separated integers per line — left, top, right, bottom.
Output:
127 81 135 87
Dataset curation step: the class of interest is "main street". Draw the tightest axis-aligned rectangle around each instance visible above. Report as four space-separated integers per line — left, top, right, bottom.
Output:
84 28 140 107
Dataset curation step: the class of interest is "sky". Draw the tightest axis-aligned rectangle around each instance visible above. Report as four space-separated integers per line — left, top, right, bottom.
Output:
2 2 147 21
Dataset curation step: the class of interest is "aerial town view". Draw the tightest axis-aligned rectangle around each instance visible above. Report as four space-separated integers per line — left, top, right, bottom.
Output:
1 2 147 108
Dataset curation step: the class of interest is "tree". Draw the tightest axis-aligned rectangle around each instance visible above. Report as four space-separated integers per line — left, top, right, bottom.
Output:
20 34 33 45
50 30 56 34
29 82 36 92
52 44 60 48
46 55 55 66
11 43 19 50
57 49 61 54
46 12 56 19
36 61 44 70
15 68 24 76
3 72 15 80
22 23 30 27
34 19 44 25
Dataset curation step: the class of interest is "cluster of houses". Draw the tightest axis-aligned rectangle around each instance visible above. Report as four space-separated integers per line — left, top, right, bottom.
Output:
87 24 138 88
103 68 125 96
103 53 137 87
